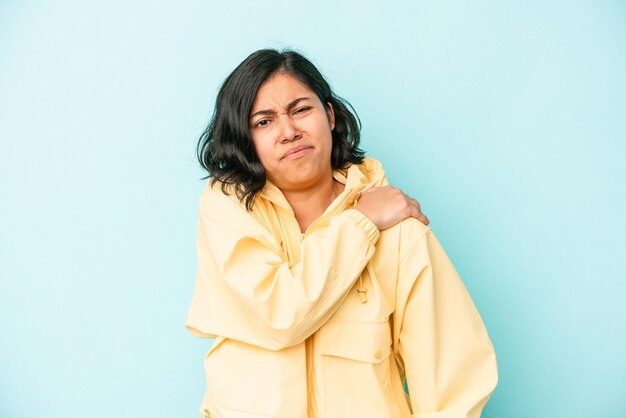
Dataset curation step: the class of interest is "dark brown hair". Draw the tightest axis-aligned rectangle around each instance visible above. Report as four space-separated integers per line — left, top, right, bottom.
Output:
196 48 364 210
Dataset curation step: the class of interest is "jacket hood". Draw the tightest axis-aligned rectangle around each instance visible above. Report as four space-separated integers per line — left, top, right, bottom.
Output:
258 157 387 211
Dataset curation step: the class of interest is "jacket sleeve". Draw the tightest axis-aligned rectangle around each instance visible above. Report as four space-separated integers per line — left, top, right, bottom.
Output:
185 186 380 351
395 226 498 418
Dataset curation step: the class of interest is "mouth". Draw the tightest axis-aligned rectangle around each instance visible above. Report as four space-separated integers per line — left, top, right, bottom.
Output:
281 145 313 160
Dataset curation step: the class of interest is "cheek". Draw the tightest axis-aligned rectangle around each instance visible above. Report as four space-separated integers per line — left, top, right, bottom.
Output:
320 127 334 152
310 117 334 143
251 136 276 169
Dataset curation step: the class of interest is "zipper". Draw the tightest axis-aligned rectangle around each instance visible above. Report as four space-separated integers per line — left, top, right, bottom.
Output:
299 187 369 303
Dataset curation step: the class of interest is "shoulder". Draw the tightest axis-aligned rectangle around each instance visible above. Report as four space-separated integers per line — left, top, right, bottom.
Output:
197 180 276 242
361 156 383 171
199 180 245 212
360 157 386 183
399 217 431 244
342 156 388 188
197 180 256 226
398 217 433 259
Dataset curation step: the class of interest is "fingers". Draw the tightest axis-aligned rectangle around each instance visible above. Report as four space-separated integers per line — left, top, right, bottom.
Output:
357 185 430 228
407 196 430 226
417 211 430 225
381 186 430 225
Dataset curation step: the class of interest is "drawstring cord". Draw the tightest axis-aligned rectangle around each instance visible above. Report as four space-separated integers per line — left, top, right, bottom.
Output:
352 190 368 303
357 275 368 303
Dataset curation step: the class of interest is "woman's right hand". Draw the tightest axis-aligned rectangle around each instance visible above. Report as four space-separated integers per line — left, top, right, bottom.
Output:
355 185 430 230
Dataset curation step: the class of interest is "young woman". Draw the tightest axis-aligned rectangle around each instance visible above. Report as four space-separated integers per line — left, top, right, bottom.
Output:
186 49 498 418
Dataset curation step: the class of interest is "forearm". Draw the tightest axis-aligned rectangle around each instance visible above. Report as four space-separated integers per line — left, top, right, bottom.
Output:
189 208 380 350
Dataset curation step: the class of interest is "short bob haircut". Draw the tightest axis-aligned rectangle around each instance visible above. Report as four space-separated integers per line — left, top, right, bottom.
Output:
197 48 365 210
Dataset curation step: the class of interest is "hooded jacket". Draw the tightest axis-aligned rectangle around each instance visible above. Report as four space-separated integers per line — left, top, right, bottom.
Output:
186 157 498 418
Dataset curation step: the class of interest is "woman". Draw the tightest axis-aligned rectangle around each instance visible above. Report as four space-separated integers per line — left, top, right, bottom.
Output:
186 49 498 418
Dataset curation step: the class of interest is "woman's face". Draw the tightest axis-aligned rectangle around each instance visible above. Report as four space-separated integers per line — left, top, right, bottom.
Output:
248 72 335 193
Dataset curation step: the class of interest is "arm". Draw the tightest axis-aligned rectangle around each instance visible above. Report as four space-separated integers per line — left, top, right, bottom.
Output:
186 185 380 350
395 225 498 417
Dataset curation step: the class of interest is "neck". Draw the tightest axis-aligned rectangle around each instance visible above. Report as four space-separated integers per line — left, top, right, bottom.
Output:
282 177 345 233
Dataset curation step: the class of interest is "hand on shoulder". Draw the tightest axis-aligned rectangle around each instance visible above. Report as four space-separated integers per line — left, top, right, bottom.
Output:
355 185 430 230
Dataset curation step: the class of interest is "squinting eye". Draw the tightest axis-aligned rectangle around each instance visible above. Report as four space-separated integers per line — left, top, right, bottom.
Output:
294 107 312 114
256 119 271 128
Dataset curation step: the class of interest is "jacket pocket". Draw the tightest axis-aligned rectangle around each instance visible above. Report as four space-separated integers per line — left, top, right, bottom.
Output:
202 338 306 418
320 320 391 363
319 320 406 418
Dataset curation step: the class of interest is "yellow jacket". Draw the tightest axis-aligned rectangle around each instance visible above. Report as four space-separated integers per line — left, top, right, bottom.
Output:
186 157 498 418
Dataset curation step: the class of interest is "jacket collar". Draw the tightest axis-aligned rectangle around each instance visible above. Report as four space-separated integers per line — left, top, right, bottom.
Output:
258 157 386 211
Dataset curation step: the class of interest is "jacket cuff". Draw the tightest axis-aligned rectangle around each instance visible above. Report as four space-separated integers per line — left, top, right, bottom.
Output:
342 209 380 244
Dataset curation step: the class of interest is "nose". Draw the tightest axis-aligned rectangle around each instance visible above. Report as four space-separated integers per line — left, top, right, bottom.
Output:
279 114 301 143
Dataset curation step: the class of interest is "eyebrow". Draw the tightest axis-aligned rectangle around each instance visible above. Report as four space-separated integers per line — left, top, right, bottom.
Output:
249 97 312 119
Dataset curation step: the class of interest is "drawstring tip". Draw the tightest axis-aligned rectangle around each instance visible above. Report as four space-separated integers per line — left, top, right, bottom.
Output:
357 288 368 303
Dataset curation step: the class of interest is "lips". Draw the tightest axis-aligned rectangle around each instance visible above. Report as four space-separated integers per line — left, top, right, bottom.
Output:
281 145 313 160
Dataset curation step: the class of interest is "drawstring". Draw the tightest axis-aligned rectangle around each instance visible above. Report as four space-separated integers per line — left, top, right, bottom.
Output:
357 276 368 303
353 189 368 303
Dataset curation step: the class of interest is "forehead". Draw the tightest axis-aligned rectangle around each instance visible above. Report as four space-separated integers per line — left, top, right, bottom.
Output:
251 72 318 110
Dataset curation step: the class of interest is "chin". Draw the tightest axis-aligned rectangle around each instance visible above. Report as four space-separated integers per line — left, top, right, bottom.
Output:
276 171 320 191
287 174 317 188
273 158 332 189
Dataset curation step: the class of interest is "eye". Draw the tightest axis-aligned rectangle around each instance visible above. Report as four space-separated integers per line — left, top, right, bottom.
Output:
293 106 312 115
255 119 271 128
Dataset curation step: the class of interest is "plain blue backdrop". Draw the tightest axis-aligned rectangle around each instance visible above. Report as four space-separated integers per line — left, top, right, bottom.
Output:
1 1 624 417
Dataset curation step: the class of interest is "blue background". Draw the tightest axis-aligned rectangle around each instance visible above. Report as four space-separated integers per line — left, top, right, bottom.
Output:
1 1 624 417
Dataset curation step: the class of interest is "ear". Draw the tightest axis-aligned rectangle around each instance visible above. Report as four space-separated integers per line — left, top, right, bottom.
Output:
326 102 335 131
